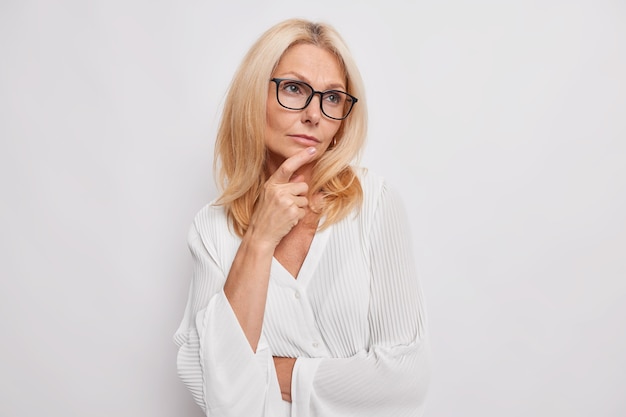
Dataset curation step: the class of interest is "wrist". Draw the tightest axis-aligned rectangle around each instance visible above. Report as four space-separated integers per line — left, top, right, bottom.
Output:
243 224 279 254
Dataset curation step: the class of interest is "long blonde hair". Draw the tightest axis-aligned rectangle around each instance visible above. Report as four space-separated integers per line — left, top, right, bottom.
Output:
214 19 368 237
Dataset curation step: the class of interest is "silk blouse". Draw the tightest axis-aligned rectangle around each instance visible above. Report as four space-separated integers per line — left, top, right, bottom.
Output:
174 170 430 417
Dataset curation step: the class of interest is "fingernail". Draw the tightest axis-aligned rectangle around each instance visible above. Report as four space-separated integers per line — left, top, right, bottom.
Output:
307 147 316 155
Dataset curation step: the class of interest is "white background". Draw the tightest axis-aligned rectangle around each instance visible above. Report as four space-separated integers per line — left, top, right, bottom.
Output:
1 1 625 416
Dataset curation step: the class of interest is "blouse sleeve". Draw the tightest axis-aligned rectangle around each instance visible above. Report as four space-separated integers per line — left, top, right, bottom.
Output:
290 182 431 417
173 221 287 417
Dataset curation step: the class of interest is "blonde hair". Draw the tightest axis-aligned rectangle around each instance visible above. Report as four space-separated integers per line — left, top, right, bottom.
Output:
214 18 368 237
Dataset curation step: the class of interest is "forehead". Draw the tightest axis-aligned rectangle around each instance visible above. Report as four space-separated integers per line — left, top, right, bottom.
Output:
273 43 345 88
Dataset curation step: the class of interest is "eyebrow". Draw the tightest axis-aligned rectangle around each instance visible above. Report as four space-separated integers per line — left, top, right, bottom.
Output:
279 71 347 91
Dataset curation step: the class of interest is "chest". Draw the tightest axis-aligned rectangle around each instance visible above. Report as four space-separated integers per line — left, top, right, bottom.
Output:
273 215 319 279
263 219 372 358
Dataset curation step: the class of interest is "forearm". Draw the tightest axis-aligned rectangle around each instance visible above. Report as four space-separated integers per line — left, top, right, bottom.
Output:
224 233 275 352
273 356 296 402
291 341 430 416
177 290 283 415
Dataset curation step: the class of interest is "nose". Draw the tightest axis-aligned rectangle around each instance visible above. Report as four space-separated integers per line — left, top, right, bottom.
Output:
302 92 322 125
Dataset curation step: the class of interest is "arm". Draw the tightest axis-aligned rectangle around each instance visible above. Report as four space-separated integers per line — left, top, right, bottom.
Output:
174 225 276 416
224 147 316 351
290 182 430 417
174 148 318 415
273 356 296 402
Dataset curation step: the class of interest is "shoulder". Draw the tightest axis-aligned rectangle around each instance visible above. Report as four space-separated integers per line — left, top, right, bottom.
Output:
354 167 403 211
355 167 384 201
353 167 408 230
192 200 229 235
188 201 238 258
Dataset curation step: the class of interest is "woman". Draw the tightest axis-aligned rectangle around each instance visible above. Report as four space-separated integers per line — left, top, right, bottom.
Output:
174 18 430 417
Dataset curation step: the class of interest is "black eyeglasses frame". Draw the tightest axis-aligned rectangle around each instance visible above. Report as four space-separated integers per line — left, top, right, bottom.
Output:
270 78 358 120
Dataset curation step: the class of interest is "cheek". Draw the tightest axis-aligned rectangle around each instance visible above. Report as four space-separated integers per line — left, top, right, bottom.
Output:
327 121 342 140
266 102 290 132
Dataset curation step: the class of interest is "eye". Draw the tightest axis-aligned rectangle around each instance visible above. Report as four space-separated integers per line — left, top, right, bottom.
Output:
282 81 306 95
324 92 345 106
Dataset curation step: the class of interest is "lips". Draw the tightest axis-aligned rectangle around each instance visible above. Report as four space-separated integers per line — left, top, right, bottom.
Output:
289 134 320 143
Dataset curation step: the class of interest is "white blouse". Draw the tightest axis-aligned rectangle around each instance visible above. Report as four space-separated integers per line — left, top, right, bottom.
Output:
174 170 430 417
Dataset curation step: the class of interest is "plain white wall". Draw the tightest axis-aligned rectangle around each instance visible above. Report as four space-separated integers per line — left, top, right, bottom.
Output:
1 1 625 416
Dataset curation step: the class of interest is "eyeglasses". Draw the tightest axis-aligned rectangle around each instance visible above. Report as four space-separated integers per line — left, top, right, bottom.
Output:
270 78 358 120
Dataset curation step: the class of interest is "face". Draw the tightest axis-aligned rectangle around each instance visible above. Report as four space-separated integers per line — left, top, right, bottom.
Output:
265 43 345 174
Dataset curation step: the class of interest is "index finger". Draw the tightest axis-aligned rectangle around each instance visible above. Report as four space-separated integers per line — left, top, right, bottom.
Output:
270 147 317 183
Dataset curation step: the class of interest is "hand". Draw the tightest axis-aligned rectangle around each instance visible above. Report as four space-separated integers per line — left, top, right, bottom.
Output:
273 356 296 402
248 147 317 247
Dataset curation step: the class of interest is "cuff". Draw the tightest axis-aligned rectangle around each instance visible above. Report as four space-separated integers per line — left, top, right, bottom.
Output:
290 357 323 417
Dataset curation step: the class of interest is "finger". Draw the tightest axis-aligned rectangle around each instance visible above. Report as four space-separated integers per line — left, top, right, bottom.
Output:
270 147 317 183
289 174 305 184
284 181 308 197
292 195 308 208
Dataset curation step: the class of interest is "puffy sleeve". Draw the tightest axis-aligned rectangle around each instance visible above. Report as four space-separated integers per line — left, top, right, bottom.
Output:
290 182 431 417
173 219 287 417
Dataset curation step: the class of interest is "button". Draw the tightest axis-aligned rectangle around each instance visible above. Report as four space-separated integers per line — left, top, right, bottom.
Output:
312 342 319 348
294 291 301 299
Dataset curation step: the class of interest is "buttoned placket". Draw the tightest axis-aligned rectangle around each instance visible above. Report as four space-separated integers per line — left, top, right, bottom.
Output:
266 225 331 356
288 281 327 354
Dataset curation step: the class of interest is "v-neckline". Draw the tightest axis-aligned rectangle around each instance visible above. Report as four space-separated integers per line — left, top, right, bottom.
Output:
271 225 331 287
